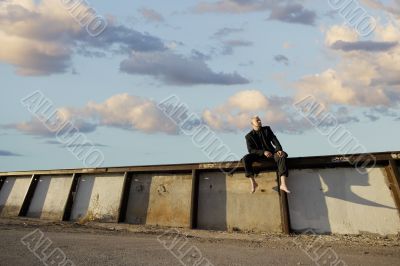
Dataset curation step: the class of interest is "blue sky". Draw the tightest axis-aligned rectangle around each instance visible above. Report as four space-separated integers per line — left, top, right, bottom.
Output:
1 0 400 171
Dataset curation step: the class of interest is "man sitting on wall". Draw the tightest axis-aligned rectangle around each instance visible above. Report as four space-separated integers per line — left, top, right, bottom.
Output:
242 116 290 194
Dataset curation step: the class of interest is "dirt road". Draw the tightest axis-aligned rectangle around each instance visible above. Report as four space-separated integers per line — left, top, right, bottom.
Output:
0 218 399 266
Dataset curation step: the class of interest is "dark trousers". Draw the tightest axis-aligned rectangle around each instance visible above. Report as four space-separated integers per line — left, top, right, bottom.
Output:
242 152 289 178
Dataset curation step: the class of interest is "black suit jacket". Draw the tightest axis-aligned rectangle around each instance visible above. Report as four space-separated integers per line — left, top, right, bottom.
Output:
245 126 282 156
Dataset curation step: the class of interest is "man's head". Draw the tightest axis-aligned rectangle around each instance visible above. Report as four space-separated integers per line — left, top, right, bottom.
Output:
251 116 262 130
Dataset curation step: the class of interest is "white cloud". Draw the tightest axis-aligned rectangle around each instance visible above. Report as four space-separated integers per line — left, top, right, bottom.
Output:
325 25 359 46
227 90 269 111
359 0 400 18
138 7 164 23
84 93 178 133
0 1 255 85
295 69 356 106
5 93 180 136
294 18 400 109
202 90 308 133
0 0 165 75
4 90 365 136
0 0 79 75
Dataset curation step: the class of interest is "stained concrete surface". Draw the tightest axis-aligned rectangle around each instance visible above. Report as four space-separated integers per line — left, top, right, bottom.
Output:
125 173 193 227
70 173 125 222
0 217 399 266
197 171 281 232
27 175 73 220
0 176 31 217
288 167 400 235
1 166 399 237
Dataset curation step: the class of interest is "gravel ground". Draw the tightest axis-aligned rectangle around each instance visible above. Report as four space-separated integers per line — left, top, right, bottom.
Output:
0 217 399 266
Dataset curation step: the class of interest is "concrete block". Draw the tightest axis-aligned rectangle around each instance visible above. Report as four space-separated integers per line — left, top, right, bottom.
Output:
288 167 400 235
197 171 282 233
26 175 73 220
125 173 193 227
0 176 31 217
70 173 125 222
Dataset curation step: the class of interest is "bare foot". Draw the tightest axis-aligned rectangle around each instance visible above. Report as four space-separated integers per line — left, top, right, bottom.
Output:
280 184 290 193
251 182 258 193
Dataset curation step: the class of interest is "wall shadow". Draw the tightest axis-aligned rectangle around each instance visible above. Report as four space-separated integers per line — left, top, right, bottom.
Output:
288 170 331 233
125 174 152 224
289 167 397 234
197 171 227 231
0 177 16 216
70 175 95 220
26 176 51 218
321 168 396 210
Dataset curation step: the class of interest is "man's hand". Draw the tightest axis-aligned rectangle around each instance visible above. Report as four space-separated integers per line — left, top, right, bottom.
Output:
264 151 273 158
276 150 286 158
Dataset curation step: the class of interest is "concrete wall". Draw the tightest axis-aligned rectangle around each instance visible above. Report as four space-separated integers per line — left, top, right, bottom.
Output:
288 167 400 235
125 173 193 227
0 176 32 217
197 171 282 233
1 158 399 236
26 175 73 220
70 173 125 222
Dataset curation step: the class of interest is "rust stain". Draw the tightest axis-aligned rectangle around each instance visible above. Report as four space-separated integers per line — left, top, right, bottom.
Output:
199 163 217 169
0 205 21 217
391 153 400 159
77 193 117 224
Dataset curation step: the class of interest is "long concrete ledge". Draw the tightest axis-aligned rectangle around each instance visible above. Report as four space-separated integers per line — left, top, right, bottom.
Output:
1 151 400 235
